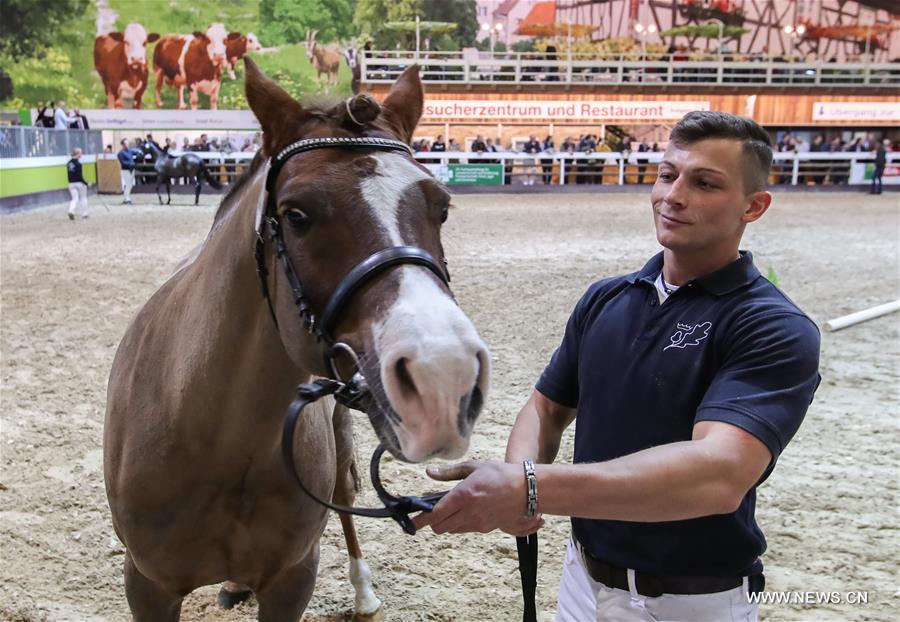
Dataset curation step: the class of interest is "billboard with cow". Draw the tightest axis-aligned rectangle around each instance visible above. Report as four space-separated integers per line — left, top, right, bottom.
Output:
1 0 356 111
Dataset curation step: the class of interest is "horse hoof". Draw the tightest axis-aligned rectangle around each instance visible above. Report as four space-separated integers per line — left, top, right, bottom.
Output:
354 604 385 622
217 585 253 609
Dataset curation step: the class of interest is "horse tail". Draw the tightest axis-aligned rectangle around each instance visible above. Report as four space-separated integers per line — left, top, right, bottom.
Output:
199 161 223 189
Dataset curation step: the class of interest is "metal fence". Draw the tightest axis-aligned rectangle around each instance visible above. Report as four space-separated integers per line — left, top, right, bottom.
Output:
126 150 894 188
0 126 104 159
362 51 900 88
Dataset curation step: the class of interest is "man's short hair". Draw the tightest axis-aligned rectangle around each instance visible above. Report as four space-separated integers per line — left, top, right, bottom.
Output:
670 111 773 192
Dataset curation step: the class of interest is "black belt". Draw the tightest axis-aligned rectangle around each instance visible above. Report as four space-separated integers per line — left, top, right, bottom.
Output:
577 541 760 598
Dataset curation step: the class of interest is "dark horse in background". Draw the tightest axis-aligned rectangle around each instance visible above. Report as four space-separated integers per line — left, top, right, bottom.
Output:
142 141 222 205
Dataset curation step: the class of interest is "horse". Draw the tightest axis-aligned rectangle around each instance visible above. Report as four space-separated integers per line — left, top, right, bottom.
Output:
142 141 222 205
104 57 490 621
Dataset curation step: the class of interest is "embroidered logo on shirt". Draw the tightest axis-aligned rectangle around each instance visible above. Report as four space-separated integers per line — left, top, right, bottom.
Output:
664 321 712 351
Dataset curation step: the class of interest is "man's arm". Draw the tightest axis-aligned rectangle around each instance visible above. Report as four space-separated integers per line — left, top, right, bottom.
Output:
536 420 771 522
413 420 771 534
505 389 576 464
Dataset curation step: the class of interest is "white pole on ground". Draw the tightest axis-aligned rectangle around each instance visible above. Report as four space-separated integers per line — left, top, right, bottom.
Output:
824 300 900 332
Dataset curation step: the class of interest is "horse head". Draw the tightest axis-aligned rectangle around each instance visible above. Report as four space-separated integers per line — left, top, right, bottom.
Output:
244 58 490 463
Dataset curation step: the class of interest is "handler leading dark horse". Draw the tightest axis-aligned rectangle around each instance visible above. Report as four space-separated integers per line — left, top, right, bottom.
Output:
142 140 222 205
414 112 821 622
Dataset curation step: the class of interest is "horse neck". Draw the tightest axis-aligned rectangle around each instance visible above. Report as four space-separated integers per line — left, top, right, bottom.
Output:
177 167 305 401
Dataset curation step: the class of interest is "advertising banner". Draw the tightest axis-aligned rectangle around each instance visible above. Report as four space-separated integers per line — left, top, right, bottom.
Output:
447 163 504 185
422 100 711 121
812 102 900 123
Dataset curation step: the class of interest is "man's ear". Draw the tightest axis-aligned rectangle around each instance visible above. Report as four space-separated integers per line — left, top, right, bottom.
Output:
244 57 308 157
742 191 772 224
380 65 423 144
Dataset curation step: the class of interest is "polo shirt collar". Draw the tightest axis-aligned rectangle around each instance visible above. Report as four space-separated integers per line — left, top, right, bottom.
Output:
627 251 760 296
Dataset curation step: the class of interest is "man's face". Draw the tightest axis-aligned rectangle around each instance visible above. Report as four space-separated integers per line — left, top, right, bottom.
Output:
651 138 769 255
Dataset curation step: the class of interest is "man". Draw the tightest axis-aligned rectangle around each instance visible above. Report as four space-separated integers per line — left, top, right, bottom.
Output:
431 134 446 152
471 134 487 153
66 148 90 220
413 112 821 622
871 138 888 195
68 108 89 130
54 101 77 129
117 139 136 205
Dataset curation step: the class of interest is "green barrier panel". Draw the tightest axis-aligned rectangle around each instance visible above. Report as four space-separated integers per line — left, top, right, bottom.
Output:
447 163 504 186
0 162 97 198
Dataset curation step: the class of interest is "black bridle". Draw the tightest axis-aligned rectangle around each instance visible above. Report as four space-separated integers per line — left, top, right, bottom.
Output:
256 136 451 535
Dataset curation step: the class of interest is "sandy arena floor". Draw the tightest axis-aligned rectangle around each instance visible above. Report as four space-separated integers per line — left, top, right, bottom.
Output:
1 190 898 622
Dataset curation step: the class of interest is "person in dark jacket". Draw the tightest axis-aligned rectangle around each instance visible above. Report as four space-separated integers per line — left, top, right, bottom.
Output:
871 139 888 195
67 148 90 220
118 139 136 205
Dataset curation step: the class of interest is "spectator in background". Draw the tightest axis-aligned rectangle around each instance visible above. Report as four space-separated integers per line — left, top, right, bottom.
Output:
578 134 597 185
67 108 89 130
182 137 191 152
54 101 77 129
486 138 498 153
637 141 650 184
164 137 173 152
118 139 136 205
66 148 90 220
448 138 460 151
470 134 487 153
36 102 55 128
432 135 446 152
871 139 888 195
522 135 541 186
541 135 555 185
104 144 113 155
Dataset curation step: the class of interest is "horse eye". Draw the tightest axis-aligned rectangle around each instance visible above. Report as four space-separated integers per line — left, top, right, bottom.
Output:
285 209 309 228
440 205 449 223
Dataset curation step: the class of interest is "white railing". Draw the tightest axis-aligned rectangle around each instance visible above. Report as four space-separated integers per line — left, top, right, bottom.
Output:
361 50 900 88
413 151 898 186
125 150 898 187
0 127 104 159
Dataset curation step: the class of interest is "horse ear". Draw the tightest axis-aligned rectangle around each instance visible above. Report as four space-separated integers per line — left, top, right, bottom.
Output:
244 57 308 157
380 65 423 144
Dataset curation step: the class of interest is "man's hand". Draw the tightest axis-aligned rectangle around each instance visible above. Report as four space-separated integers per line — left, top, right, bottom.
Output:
412 460 545 536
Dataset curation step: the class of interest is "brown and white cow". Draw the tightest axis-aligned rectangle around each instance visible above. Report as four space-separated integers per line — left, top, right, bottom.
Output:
94 23 160 109
153 23 240 110
224 32 262 80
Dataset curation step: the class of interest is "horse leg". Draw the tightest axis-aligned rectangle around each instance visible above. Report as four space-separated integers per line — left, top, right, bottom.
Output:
167 180 172 205
217 580 253 609
194 177 201 205
156 179 164 205
254 548 319 622
333 404 384 621
123 552 184 622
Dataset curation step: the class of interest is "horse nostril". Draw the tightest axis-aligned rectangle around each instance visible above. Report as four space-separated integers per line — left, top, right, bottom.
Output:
394 357 418 400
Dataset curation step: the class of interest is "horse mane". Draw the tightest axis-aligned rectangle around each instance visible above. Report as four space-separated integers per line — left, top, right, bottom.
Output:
212 150 264 225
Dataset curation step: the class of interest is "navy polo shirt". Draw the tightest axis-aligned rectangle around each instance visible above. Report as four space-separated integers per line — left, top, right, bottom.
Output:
536 251 820 578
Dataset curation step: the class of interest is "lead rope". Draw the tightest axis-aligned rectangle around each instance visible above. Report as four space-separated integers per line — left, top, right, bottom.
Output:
517 534 538 622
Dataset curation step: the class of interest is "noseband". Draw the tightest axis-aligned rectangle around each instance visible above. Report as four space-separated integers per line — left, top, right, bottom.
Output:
256 136 450 534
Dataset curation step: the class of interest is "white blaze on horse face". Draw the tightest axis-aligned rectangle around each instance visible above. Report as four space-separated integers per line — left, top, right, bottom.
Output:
205 23 229 65
123 23 150 66
362 153 490 462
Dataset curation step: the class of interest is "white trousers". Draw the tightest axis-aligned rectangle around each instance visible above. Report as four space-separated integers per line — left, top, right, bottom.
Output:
68 182 88 217
556 537 758 622
121 169 134 201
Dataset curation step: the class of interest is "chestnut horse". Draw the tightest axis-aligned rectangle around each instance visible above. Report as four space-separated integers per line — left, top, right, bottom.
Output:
104 58 490 620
